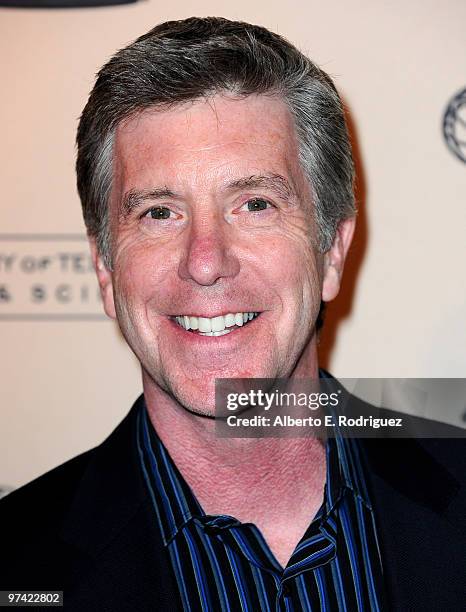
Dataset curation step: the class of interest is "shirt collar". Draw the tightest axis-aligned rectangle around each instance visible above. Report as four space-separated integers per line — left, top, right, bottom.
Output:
327 434 373 511
319 370 372 510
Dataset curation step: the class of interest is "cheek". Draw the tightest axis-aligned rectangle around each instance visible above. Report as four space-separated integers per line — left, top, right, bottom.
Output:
259 234 321 302
111 259 153 332
112 236 174 301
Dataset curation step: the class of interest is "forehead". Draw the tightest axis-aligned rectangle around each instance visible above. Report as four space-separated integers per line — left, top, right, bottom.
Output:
112 94 305 192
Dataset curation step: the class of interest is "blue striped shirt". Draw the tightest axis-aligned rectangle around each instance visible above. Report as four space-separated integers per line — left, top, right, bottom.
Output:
137 401 387 611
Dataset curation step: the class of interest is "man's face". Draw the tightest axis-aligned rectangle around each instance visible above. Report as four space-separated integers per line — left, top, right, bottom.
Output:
94 94 350 415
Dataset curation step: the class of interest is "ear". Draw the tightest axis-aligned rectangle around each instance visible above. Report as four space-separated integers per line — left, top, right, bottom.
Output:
88 237 116 319
322 217 356 302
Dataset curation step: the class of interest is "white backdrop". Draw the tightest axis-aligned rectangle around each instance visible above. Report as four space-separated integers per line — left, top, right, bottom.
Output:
1 0 465 488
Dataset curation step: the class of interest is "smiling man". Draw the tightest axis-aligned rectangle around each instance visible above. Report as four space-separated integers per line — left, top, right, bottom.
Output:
99 94 351 415
1 17 465 612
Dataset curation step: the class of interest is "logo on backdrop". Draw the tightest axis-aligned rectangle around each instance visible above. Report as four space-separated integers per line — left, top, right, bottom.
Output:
0 234 105 321
443 87 466 164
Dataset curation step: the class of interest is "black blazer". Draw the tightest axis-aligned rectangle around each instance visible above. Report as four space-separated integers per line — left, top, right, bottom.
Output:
1 395 465 611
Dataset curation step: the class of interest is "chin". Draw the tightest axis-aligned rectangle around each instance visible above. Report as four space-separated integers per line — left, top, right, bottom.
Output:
163 369 259 419
170 383 218 418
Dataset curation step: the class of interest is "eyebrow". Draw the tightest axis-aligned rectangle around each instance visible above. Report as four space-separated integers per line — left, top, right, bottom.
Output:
120 173 298 218
120 187 180 219
225 174 298 202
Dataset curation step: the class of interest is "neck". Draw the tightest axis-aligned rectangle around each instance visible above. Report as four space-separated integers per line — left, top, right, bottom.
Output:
142 342 327 562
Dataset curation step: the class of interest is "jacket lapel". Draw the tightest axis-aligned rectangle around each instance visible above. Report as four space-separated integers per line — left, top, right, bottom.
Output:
360 436 463 611
59 398 182 611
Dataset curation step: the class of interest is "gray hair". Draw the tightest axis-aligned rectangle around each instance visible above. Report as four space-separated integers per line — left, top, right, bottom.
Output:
76 17 355 268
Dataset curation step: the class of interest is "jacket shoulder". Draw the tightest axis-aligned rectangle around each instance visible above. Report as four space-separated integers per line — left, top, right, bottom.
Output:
0 448 96 526
0 403 143 592
0 448 98 590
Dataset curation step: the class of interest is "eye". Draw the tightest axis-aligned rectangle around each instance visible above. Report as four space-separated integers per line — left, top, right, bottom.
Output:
243 198 273 212
144 206 172 220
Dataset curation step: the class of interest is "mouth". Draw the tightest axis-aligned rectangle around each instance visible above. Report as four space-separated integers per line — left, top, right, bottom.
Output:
172 312 260 337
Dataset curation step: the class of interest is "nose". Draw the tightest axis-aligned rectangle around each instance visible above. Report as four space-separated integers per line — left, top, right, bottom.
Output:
178 216 240 286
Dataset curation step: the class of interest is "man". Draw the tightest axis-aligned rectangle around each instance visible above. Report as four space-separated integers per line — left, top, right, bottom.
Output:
1 17 464 611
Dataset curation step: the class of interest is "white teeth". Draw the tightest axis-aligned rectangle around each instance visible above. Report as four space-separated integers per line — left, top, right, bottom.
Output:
211 315 226 332
200 329 232 337
214 329 231 336
225 313 236 328
175 311 259 332
198 317 212 332
235 313 244 327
